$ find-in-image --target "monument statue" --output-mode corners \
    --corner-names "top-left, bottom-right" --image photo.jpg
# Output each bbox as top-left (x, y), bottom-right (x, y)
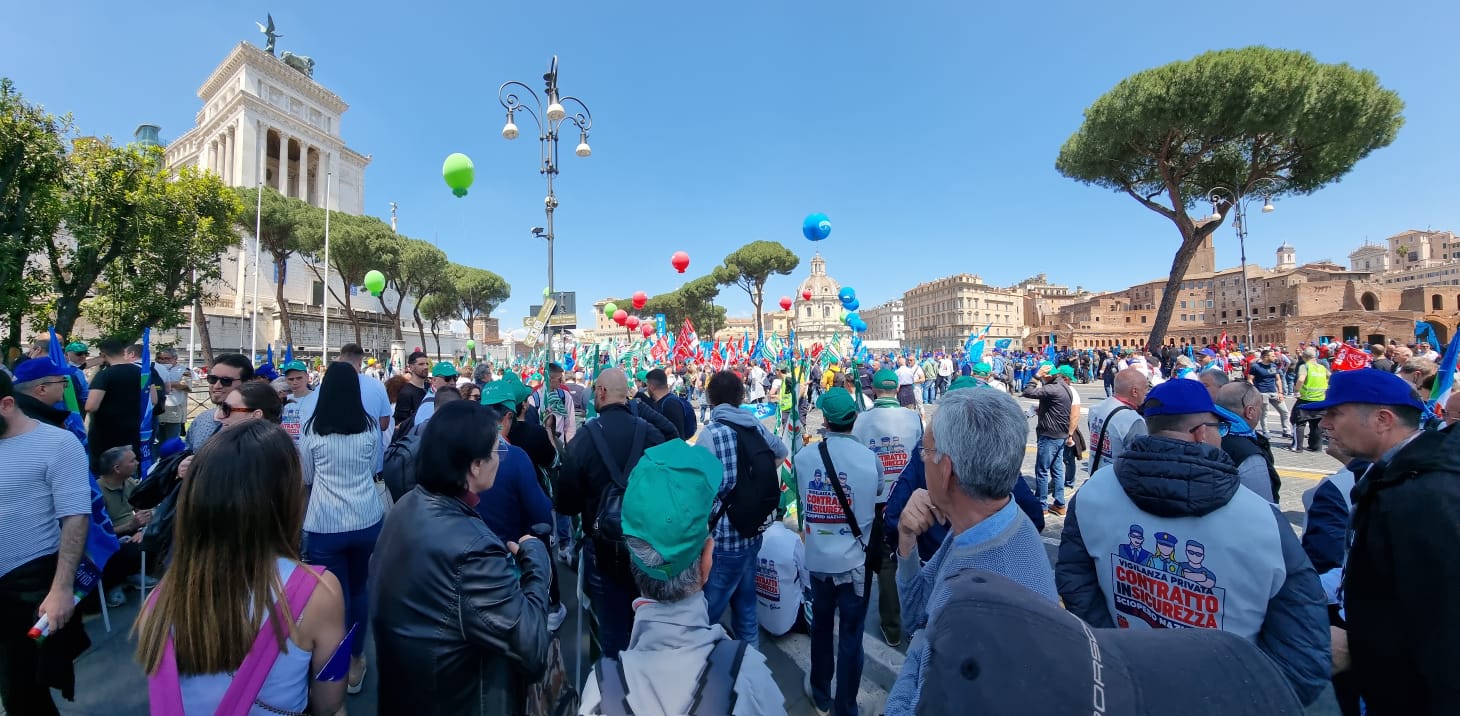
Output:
top-left (281, 51), bottom-right (315, 78)
top-left (255, 13), bottom-right (282, 55)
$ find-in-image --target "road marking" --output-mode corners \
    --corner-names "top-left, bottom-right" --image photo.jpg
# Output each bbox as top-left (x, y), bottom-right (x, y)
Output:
top-left (1022, 446), bottom-right (1331, 481)
top-left (765, 629), bottom-right (895, 716)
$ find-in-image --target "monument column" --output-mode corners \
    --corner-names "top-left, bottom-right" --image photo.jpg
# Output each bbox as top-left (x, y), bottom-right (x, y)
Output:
top-left (221, 130), bottom-right (232, 186)
top-left (278, 132), bottom-right (291, 198)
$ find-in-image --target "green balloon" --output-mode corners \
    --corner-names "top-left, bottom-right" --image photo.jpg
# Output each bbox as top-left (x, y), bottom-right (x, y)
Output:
top-left (442, 153), bottom-right (474, 198)
top-left (363, 269), bottom-right (386, 296)
top-left (465, 339), bottom-right (476, 350)
top-left (604, 302), bottom-right (619, 318)
top-left (543, 286), bottom-right (552, 297)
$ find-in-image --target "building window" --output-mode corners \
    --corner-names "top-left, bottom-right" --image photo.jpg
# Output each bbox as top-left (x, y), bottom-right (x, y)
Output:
top-left (311, 280), bottom-right (325, 307)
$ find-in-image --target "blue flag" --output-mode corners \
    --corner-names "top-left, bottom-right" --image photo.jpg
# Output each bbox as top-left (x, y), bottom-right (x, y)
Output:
top-left (994, 338), bottom-right (1012, 351)
top-left (1429, 329), bottom-right (1460, 405)
top-left (284, 343), bottom-right (293, 364)
top-left (47, 328), bottom-right (120, 587)
top-left (139, 328), bottom-right (155, 478)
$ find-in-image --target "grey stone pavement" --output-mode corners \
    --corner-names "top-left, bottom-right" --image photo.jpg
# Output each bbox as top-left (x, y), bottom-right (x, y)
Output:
top-left (15, 381), bottom-right (1342, 715)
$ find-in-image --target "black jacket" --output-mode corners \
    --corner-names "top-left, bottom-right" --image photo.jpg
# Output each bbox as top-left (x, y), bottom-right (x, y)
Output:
top-left (555, 403), bottom-right (666, 536)
top-left (1021, 379), bottom-right (1073, 440)
top-left (1221, 432), bottom-right (1282, 502)
top-left (1344, 429), bottom-right (1460, 715)
top-left (508, 418), bottom-right (557, 474)
top-left (15, 392), bottom-right (71, 429)
top-left (369, 487), bottom-right (552, 715)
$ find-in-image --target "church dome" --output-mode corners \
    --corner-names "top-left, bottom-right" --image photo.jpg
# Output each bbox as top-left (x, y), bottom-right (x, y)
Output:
top-left (798, 253), bottom-right (841, 299)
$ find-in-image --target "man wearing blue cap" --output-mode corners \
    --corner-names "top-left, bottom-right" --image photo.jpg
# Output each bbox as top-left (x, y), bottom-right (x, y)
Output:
top-left (1313, 368), bottom-right (1460, 714)
top-left (1055, 378), bottom-right (1329, 706)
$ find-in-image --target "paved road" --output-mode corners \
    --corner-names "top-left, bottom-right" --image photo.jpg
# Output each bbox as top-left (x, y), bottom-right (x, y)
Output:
top-left (15, 381), bottom-right (1342, 715)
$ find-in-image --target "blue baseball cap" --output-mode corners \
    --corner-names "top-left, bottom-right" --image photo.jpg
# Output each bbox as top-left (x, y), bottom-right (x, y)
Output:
top-left (12, 359), bottom-right (68, 384)
top-left (1140, 379), bottom-right (1217, 417)
top-left (1301, 368), bottom-right (1425, 412)
top-left (1199, 348), bottom-right (1219, 357)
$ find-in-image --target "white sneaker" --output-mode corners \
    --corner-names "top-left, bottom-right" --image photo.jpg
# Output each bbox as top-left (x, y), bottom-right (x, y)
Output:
top-left (547, 603), bottom-right (567, 632)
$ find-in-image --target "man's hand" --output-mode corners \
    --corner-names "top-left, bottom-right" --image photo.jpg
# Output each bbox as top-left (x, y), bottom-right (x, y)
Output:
top-left (134, 508), bottom-right (153, 527)
top-left (1331, 626), bottom-right (1351, 674)
top-left (1065, 435), bottom-right (1076, 448)
top-left (1036, 364), bottom-right (1052, 378)
top-left (897, 489), bottom-right (945, 558)
top-left (506, 535), bottom-right (540, 556)
top-left (39, 586), bottom-right (74, 632)
top-left (178, 456), bottom-right (193, 480)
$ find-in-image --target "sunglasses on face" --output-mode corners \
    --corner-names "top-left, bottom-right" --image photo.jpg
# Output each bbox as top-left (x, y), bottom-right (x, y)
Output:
top-left (217, 405), bottom-right (252, 417)
top-left (206, 375), bottom-right (239, 387)
top-left (1189, 422), bottom-right (1230, 438)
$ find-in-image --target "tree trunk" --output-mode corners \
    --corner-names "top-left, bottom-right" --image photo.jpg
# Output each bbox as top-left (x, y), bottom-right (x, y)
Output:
top-left (413, 304), bottom-right (429, 357)
top-left (53, 297), bottom-right (81, 343)
top-left (4, 308), bottom-right (21, 368)
top-left (271, 256), bottom-right (295, 352)
top-left (430, 323), bottom-right (442, 359)
top-left (340, 290), bottom-right (363, 345)
top-left (193, 294), bottom-right (216, 365)
top-left (1145, 228), bottom-right (1215, 350)
top-left (751, 288), bottom-right (765, 345)
top-left (462, 309), bottom-right (477, 363)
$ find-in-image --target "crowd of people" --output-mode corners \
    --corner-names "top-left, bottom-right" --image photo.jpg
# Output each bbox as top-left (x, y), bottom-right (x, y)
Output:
top-left (1, 331), bottom-right (1457, 715)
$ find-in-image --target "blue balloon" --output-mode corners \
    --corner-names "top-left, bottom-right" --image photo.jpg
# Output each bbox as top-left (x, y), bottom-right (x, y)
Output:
top-left (802, 212), bottom-right (832, 241)
top-left (845, 297), bottom-right (860, 312)
top-left (845, 311), bottom-right (861, 325)
top-left (837, 287), bottom-right (856, 306)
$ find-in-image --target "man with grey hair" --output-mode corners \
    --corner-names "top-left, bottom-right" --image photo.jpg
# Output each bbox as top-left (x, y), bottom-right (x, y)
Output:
top-left (1216, 381), bottom-right (1281, 502)
top-left (580, 440), bottom-right (785, 715)
top-left (153, 347), bottom-right (190, 444)
top-left (1198, 367), bottom-right (1230, 397)
top-left (884, 388), bottom-right (1057, 714)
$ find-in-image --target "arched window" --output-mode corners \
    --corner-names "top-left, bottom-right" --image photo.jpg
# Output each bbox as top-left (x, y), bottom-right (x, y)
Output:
top-left (822, 306), bottom-right (830, 318)
top-left (1433, 294), bottom-right (1444, 311)
top-left (1360, 292), bottom-right (1378, 311)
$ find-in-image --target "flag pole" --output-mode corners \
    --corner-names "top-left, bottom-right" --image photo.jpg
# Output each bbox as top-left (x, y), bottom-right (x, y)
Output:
top-left (187, 268), bottom-right (197, 370)
top-left (322, 171), bottom-right (332, 361)
top-left (251, 178), bottom-right (262, 361)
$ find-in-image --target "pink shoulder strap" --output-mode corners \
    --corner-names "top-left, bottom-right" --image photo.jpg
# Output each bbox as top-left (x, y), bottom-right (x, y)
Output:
top-left (147, 564), bottom-right (323, 715)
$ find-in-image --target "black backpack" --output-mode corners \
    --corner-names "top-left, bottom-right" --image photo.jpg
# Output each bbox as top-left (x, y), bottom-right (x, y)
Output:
top-left (709, 420), bottom-right (780, 539)
top-left (587, 418), bottom-right (649, 589)
top-left (381, 427), bottom-right (423, 501)
top-left (649, 393), bottom-right (698, 440)
top-left (592, 638), bottom-right (747, 715)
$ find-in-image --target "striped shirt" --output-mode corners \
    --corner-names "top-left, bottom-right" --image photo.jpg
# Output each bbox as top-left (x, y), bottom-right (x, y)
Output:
top-left (299, 428), bottom-right (384, 534)
top-left (0, 421), bottom-right (92, 577)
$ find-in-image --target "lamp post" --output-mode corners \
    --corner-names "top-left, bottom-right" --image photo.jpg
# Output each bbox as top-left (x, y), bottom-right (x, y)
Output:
top-left (1207, 179), bottom-right (1278, 349)
top-left (500, 56), bottom-right (594, 364)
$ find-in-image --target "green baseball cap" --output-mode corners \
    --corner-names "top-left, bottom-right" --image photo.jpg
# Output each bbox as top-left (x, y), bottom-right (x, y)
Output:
top-left (1053, 365), bottom-right (1075, 380)
top-left (947, 375), bottom-right (981, 392)
top-left (872, 369), bottom-right (898, 391)
top-left (497, 370), bottom-right (533, 404)
top-left (64, 341), bottom-right (88, 354)
top-left (282, 360), bottom-right (308, 374)
top-left (621, 440), bottom-right (721, 581)
top-left (431, 361), bottom-right (459, 378)
top-left (817, 388), bottom-right (858, 423)
top-left (479, 379), bottom-right (518, 410)
top-left (972, 362), bottom-right (992, 377)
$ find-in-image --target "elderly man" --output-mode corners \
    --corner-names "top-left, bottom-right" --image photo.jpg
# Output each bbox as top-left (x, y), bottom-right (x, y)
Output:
top-left (1056, 379), bottom-right (1329, 706)
top-left (580, 440), bottom-right (785, 715)
top-left (1387, 344), bottom-right (1412, 373)
top-left (884, 388), bottom-right (1057, 714)
top-left (557, 368), bottom-right (667, 658)
top-left (1215, 382), bottom-right (1281, 502)
top-left (1312, 369), bottom-right (1460, 714)
top-left (152, 347), bottom-right (190, 444)
top-left (1292, 348), bottom-right (1329, 452)
top-left (1198, 368), bottom-right (1230, 397)
top-left (188, 353), bottom-right (253, 451)
top-left (1087, 368), bottom-right (1148, 472)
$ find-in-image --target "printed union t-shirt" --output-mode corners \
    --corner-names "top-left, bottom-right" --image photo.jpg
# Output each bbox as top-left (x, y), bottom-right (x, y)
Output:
top-left (755, 522), bottom-right (806, 637)
top-left (795, 436), bottom-right (879, 575)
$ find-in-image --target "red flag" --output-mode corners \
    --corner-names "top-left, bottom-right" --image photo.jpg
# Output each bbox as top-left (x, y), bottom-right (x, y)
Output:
top-left (651, 334), bottom-right (670, 362)
top-left (1218, 331), bottom-right (1229, 351)
top-left (1331, 343), bottom-right (1371, 372)
top-left (809, 342), bottom-right (824, 362)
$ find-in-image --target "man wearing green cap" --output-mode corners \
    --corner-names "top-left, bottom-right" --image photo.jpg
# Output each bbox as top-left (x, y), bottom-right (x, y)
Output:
top-left (62, 341), bottom-right (91, 407)
top-left (1022, 362), bottom-right (1076, 515)
top-left (851, 367), bottom-right (922, 646)
top-left (580, 440), bottom-right (785, 715)
top-left (279, 360), bottom-right (313, 443)
top-left (409, 361), bottom-right (459, 427)
top-left (798, 389), bottom-right (879, 715)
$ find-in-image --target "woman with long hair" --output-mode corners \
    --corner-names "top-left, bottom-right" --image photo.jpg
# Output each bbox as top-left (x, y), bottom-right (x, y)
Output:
top-left (136, 420), bottom-right (347, 715)
top-left (300, 362), bottom-right (385, 694)
top-left (219, 381), bottom-right (284, 428)
top-left (370, 399), bottom-right (551, 714)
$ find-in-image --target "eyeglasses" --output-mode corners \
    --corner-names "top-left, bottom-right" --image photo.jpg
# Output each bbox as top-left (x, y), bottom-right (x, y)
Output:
top-left (216, 405), bottom-right (253, 417)
top-left (206, 375), bottom-right (239, 387)
top-left (1188, 421), bottom-right (1231, 438)
top-left (40, 379), bottom-right (69, 388)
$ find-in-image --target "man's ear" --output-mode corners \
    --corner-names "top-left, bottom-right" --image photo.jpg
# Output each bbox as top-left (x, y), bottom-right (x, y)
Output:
top-left (697, 536), bottom-right (714, 590)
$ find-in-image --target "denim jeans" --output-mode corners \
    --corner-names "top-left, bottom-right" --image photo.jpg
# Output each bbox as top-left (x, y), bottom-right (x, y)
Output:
top-left (1103, 377), bottom-right (1115, 397)
top-left (304, 520), bottom-right (382, 657)
top-left (1063, 438), bottom-right (1079, 487)
top-left (583, 541), bottom-right (637, 659)
top-left (810, 574), bottom-right (869, 716)
top-left (1034, 436), bottom-right (1067, 507)
top-left (921, 381), bottom-right (936, 404)
top-left (703, 539), bottom-right (761, 650)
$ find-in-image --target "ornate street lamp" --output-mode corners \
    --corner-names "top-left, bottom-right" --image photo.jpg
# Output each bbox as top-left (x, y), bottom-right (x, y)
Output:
top-left (500, 57), bottom-right (594, 362)
top-left (1207, 178), bottom-right (1279, 349)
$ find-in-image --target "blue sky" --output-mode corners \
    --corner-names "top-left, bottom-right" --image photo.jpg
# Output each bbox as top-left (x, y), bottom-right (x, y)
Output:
top-left (5, 1), bottom-right (1458, 327)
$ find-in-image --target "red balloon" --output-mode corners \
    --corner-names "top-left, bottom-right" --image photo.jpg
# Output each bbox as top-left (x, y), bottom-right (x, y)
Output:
top-left (613, 309), bottom-right (628, 326)
top-left (671, 251), bottom-right (690, 273)
top-left (632, 291), bottom-right (647, 310)
top-left (641, 323), bottom-right (655, 337)
top-left (801, 289), bottom-right (812, 301)
top-left (626, 315), bottom-right (641, 330)
top-left (778, 296), bottom-right (792, 311)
